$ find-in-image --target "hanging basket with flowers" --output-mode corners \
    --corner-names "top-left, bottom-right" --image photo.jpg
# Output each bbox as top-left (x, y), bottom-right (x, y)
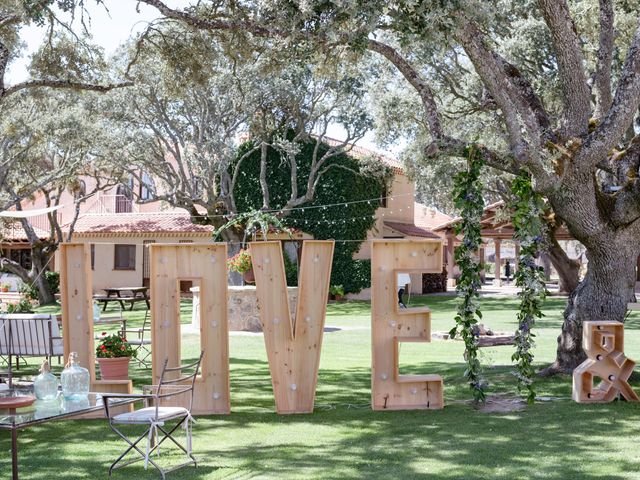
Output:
top-left (95, 333), bottom-right (137, 380)
top-left (227, 249), bottom-right (254, 283)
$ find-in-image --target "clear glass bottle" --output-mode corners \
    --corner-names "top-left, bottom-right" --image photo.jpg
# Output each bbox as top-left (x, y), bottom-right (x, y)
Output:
top-left (34, 359), bottom-right (58, 400)
top-left (61, 352), bottom-right (90, 400)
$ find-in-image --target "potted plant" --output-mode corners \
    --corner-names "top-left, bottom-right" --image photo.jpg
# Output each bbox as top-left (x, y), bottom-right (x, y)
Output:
top-left (95, 333), bottom-right (137, 380)
top-left (1, 282), bottom-right (10, 292)
top-left (227, 249), bottom-right (254, 284)
top-left (329, 285), bottom-right (345, 301)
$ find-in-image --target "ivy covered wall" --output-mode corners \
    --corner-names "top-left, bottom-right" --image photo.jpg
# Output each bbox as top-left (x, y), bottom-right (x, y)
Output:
top-left (234, 139), bottom-right (390, 293)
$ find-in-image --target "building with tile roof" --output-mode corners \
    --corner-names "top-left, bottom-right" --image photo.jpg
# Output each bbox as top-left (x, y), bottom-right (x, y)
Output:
top-left (3, 138), bottom-right (446, 295)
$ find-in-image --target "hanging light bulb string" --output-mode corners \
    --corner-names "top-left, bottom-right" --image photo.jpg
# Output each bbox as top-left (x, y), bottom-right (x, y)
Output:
top-left (177, 191), bottom-right (413, 220)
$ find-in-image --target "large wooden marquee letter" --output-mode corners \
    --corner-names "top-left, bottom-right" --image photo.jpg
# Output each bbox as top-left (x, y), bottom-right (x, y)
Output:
top-left (251, 240), bottom-right (334, 414)
top-left (573, 321), bottom-right (638, 403)
top-left (149, 243), bottom-right (229, 414)
top-left (60, 243), bottom-right (132, 417)
top-left (371, 239), bottom-right (444, 410)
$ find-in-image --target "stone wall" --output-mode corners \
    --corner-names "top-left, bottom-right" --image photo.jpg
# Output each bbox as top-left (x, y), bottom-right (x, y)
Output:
top-left (191, 286), bottom-right (298, 332)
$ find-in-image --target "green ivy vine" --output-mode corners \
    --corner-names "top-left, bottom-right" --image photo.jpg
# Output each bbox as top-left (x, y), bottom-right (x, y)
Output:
top-left (234, 137), bottom-right (390, 293)
top-left (450, 149), bottom-right (486, 403)
top-left (510, 171), bottom-right (548, 404)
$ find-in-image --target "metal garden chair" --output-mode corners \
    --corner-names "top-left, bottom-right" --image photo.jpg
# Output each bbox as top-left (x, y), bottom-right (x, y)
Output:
top-left (121, 309), bottom-right (152, 367)
top-left (102, 352), bottom-right (204, 479)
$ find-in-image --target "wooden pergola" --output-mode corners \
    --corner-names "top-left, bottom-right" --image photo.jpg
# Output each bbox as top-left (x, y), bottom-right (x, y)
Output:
top-left (432, 201), bottom-right (574, 286)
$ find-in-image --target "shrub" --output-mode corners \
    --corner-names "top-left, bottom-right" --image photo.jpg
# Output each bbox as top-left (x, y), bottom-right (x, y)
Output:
top-left (45, 271), bottom-right (60, 295)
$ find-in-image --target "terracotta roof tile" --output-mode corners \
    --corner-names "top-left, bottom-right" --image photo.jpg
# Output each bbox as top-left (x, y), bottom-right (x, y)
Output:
top-left (1, 224), bottom-right (50, 241)
top-left (384, 221), bottom-right (442, 240)
top-left (73, 212), bottom-right (213, 235)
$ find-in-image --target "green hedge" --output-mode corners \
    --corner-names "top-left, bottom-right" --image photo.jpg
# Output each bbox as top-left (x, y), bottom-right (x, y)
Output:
top-left (234, 137), bottom-right (389, 293)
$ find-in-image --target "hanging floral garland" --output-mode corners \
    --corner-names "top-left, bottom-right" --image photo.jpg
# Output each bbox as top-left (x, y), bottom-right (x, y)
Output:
top-left (509, 171), bottom-right (548, 404)
top-left (450, 148), bottom-right (486, 403)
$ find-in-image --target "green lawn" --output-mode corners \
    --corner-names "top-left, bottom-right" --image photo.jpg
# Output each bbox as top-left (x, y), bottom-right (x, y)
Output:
top-left (4, 295), bottom-right (640, 479)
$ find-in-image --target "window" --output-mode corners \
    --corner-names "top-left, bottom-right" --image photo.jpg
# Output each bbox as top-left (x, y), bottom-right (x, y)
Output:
top-left (114, 245), bottom-right (136, 270)
top-left (91, 244), bottom-right (95, 270)
top-left (140, 172), bottom-right (156, 201)
top-left (78, 180), bottom-right (87, 197)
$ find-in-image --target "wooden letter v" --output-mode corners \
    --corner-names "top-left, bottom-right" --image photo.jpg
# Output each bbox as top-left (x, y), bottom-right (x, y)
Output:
top-left (251, 240), bottom-right (334, 414)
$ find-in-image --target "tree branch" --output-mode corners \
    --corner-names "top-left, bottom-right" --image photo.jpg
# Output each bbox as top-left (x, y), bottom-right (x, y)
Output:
top-left (586, 19), bottom-right (640, 162)
top-left (135, 0), bottom-right (277, 37)
top-left (367, 38), bottom-right (444, 140)
top-left (538, 0), bottom-right (591, 137)
top-left (1, 79), bottom-right (133, 99)
top-left (594, 0), bottom-right (615, 119)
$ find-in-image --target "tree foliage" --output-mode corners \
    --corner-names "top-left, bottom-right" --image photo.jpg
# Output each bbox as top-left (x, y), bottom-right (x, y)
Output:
top-left (234, 138), bottom-right (389, 293)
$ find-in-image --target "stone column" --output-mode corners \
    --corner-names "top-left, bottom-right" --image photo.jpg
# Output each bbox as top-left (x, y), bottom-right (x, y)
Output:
top-left (514, 242), bottom-right (520, 273)
top-left (494, 239), bottom-right (502, 287)
top-left (446, 231), bottom-right (456, 288)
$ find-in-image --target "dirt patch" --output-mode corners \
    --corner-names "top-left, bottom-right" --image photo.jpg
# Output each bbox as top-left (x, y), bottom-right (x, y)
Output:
top-left (476, 394), bottom-right (527, 413)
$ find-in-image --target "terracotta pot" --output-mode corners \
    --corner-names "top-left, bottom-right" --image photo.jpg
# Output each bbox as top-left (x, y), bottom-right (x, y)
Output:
top-left (97, 357), bottom-right (131, 380)
top-left (334, 294), bottom-right (344, 301)
top-left (243, 268), bottom-right (255, 284)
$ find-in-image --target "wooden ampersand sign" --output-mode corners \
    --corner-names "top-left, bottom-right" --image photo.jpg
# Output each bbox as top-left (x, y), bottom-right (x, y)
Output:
top-left (573, 321), bottom-right (639, 403)
top-left (251, 240), bottom-right (334, 414)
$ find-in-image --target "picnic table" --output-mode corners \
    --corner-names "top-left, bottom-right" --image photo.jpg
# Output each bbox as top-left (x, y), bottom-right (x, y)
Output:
top-left (93, 286), bottom-right (150, 312)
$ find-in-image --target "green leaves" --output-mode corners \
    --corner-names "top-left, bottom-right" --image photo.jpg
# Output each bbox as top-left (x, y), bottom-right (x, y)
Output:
top-left (451, 148), bottom-right (486, 403)
top-left (509, 170), bottom-right (548, 404)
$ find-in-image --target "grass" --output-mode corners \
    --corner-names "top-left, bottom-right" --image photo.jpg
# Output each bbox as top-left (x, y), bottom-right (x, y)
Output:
top-left (3, 295), bottom-right (640, 479)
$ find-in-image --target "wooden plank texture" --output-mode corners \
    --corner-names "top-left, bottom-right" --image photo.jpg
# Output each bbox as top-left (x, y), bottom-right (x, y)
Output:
top-left (149, 243), bottom-right (229, 414)
top-left (371, 239), bottom-right (444, 410)
top-left (250, 240), bottom-right (334, 414)
top-left (572, 321), bottom-right (639, 403)
top-left (60, 243), bottom-right (95, 380)
top-left (60, 243), bottom-right (147, 408)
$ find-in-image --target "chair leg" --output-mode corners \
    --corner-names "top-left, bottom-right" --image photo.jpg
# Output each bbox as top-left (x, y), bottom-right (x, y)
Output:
top-left (108, 423), bottom-right (165, 479)
top-left (108, 418), bottom-right (196, 479)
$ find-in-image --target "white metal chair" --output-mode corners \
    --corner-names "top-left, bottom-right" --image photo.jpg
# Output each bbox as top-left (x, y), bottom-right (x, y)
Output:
top-left (121, 310), bottom-right (151, 367)
top-left (102, 352), bottom-right (204, 479)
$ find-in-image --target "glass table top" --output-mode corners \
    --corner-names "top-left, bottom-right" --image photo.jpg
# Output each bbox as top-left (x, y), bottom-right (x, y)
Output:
top-left (0, 388), bottom-right (133, 428)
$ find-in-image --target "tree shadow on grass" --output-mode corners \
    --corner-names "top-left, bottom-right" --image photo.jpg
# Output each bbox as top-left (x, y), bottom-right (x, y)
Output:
top-left (3, 361), bottom-right (640, 479)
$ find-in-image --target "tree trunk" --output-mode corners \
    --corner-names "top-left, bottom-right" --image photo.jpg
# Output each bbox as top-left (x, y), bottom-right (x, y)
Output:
top-left (30, 247), bottom-right (56, 305)
top-left (547, 237), bottom-right (581, 294)
top-left (541, 237), bottom-right (637, 375)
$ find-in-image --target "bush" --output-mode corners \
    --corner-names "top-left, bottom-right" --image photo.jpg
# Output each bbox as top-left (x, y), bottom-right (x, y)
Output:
top-left (283, 253), bottom-right (298, 287)
top-left (45, 271), bottom-right (60, 295)
top-left (19, 282), bottom-right (38, 301)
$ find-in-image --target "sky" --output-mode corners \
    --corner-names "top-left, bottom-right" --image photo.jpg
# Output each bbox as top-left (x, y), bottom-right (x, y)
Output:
top-left (6, 0), bottom-right (390, 154)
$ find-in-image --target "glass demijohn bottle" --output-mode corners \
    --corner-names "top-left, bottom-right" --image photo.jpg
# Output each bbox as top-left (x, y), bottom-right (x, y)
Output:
top-left (34, 359), bottom-right (58, 400)
top-left (61, 352), bottom-right (90, 399)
